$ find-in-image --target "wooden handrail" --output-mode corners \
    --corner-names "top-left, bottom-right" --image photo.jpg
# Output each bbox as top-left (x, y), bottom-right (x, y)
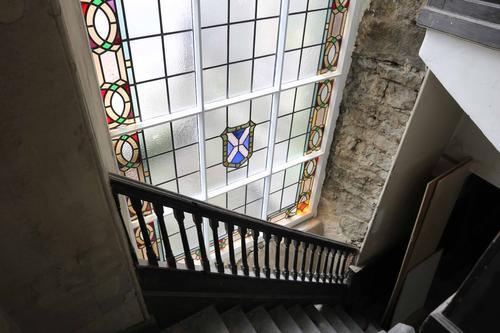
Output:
top-left (110, 173), bottom-right (358, 284)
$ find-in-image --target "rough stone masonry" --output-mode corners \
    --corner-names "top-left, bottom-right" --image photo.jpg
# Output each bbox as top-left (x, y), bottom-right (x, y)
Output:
top-left (318, 0), bottom-right (427, 246)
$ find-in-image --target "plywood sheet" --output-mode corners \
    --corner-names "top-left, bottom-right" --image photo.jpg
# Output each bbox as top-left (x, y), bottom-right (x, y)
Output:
top-left (384, 159), bottom-right (471, 325)
top-left (391, 250), bottom-right (443, 326)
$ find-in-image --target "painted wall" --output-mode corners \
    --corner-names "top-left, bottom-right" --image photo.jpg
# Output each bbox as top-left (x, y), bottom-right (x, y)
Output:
top-left (0, 1), bottom-right (146, 331)
top-left (420, 30), bottom-right (500, 152)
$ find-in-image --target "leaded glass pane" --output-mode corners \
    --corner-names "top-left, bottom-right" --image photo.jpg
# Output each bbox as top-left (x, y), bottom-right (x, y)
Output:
top-left (200, 0), bottom-right (280, 102)
top-left (205, 99), bottom-right (271, 192)
top-left (273, 80), bottom-right (333, 167)
top-left (267, 158), bottom-right (319, 223)
top-left (283, 0), bottom-right (350, 83)
top-left (81, 0), bottom-right (352, 246)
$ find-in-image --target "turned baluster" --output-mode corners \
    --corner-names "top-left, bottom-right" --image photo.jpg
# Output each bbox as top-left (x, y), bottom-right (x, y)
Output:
top-left (315, 246), bottom-right (324, 282)
top-left (240, 227), bottom-right (249, 276)
top-left (335, 250), bottom-right (344, 283)
top-left (337, 251), bottom-right (347, 283)
top-left (308, 244), bottom-right (317, 282)
top-left (252, 230), bottom-right (260, 277)
top-left (173, 209), bottom-right (194, 270)
top-left (153, 203), bottom-right (176, 268)
top-left (131, 198), bottom-right (158, 266)
top-left (292, 240), bottom-right (300, 281)
top-left (329, 249), bottom-right (337, 283)
top-left (274, 235), bottom-right (282, 279)
top-left (322, 248), bottom-right (331, 282)
top-left (263, 232), bottom-right (271, 278)
top-left (283, 238), bottom-right (291, 280)
top-left (209, 218), bottom-right (224, 273)
top-left (193, 214), bottom-right (210, 272)
top-left (225, 223), bottom-right (237, 274)
top-left (300, 243), bottom-right (309, 281)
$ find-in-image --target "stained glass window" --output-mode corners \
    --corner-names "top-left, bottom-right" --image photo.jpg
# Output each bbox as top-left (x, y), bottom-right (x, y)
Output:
top-left (81, 0), bottom-right (355, 260)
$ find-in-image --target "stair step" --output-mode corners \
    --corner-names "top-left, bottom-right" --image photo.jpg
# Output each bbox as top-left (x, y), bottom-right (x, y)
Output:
top-left (333, 306), bottom-right (365, 333)
top-left (221, 307), bottom-right (257, 333)
top-left (164, 306), bottom-right (229, 333)
top-left (317, 305), bottom-right (351, 333)
top-left (365, 323), bottom-right (384, 333)
top-left (347, 311), bottom-right (369, 331)
top-left (303, 305), bottom-right (338, 333)
top-left (387, 323), bottom-right (415, 333)
top-left (246, 306), bottom-right (281, 333)
top-left (287, 305), bottom-right (321, 333)
top-left (269, 306), bottom-right (302, 333)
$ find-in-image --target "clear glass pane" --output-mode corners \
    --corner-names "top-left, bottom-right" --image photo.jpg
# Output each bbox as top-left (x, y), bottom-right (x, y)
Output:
top-left (201, 0), bottom-right (228, 27)
top-left (144, 122), bottom-right (173, 157)
top-left (255, 18), bottom-right (279, 57)
top-left (167, 73), bottom-right (196, 112)
top-left (253, 55), bottom-right (275, 90)
top-left (282, 50), bottom-right (300, 83)
top-left (136, 79), bottom-right (169, 120)
top-left (176, 144), bottom-right (199, 176)
top-left (129, 37), bottom-right (165, 82)
top-left (257, 0), bottom-right (280, 18)
top-left (202, 26), bottom-right (228, 68)
top-left (172, 116), bottom-right (198, 148)
top-left (230, 22), bottom-right (254, 62)
top-left (299, 45), bottom-right (322, 78)
top-left (160, 0), bottom-right (192, 32)
top-left (304, 10), bottom-right (327, 46)
top-left (204, 107), bottom-right (227, 138)
top-left (164, 32), bottom-right (194, 76)
top-left (289, 0), bottom-right (308, 13)
top-left (148, 152), bottom-right (176, 185)
top-left (231, 0), bottom-right (256, 22)
top-left (178, 172), bottom-right (201, 196)
top-left (203, 66), bottom-right (227, 103)
top-left (122, 0), bottom-right (160, 38)
top-left (229, 61), bottom-right (252, 96)
top-left (286, 14), bottom-right (305, 51)
top-left (309, 0), bottom-right (329, 10)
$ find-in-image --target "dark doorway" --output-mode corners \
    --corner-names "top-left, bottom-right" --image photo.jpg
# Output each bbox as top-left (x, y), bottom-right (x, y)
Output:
top-left (426, 174), bottom-right (500, 310)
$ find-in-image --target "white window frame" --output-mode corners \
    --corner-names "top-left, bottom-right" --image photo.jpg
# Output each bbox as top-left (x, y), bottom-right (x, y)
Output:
top-left (118, 0), bottom-right (364, 250)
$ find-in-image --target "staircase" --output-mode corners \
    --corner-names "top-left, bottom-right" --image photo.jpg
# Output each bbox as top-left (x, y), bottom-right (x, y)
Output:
top-left (110, 174), bottom-right (412, 333)
top-left (165, 304), bottom-right (414, 333)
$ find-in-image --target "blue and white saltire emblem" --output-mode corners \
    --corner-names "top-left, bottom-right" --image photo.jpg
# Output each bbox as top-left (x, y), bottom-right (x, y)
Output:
top-left (221, 121), bottom-right (256, 168)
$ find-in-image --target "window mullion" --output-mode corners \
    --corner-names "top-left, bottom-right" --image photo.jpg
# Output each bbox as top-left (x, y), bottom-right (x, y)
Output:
top-left (191, 0), bottom-right (211, 249)
top-left (261, 0), bottom-right (291, 221)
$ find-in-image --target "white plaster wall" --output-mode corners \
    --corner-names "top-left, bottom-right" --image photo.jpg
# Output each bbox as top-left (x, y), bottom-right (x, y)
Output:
top-left (420, 30), bottom-right (500, 152)
top-left (0, 1), bottom-right (146, 331)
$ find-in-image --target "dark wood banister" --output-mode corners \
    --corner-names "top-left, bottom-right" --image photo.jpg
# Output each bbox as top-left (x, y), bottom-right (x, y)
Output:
top-left (110, 173), bottom-right (358, 284)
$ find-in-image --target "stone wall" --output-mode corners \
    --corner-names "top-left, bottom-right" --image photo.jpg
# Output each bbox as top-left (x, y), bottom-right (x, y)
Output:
top-left (318, 0), bottom-right (427, 246)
